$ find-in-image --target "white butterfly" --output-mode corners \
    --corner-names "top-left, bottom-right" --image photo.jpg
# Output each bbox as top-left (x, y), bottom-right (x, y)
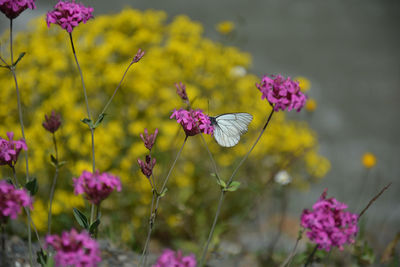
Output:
top-left (210, 113), bottom-right (253, 147)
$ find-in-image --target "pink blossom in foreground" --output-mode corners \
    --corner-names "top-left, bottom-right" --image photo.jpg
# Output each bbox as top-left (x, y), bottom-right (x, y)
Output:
top-left (73, 170), bottom-right (121, 205)
top-left (140, 128), bottom-right (158, 151)
top-left (138, 155), bottom-right (156, 178)
top-left (0, 132), bottom-right (27, 167)
top-left (300, 189), bottom-right (358, 251)
top-left (256, 74), bottom-right (307, 112)
top-left (43, 110), bottom-right (62, 133)
top-left (170, 109), bottom-right (213, 136)
top-left (46, 229), bottom-right (101, 267)
top-left (153, 249), bottom-right (197, 267)
top-left (0, 180), bottom-right (32, 222)
top-left (0, 0), bottom-right (35, 19)
top-left (46, 0), bottom-right (94, 33)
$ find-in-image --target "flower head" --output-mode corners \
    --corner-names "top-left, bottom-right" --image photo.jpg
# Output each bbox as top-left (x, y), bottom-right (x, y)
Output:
top-left (274, 170), bottom-right (291, 185)
top-left (256, 74), bottom-right (307, 112)
top-left (140, 128), bottom-right (158, 151)
top-left (0, 0), bottom-right (35, 19)
top-left (300, 189), bottom-right (358, 251)
top-left (46, 0), bottom-right (94, 33)
top-left (362, 152), bottom-right (376, 169)
top-left (0, 132), bottom-right (27, 167)
top-left (43, 110), bottom-right (62, 133)
top-left (175, 82), bottom-right (189, 103)
top-left (138, 155), bottom-right (156, 178)
top-left (216, 21), bottom-right (234, 35)
top-left (46, 228), bottom-right (101, 267)
top-left (132, 48), bottom-right (145, 63)
top-left (0, 180), bottom-right (32, 223)
top-left (153, 249), bottom-right (197, 267)
top-left (73, 170), bottom-right (121, 205)
top-left (170, 109), bottom-right (213, 136)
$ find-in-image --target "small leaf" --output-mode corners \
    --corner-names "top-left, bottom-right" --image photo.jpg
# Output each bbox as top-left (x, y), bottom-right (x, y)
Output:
top-left (93, 113), bottom-right (105, 128)
top-left (81, 118), bottom-right (94, 128)
top-left (57, 161), bottom-right (67, 167)
top-left (36, 249), bottom-right (48, 266)
top-left (159, 188), bottom-right (168, 197)
top-left (89, 218), bottom-right (101, 235)
top-left (13, 52), bottom-right (26, 66)
top-left (73, 208), bottom-right (89, 230)
top-left (216, 179), bottom-right (226, 188)
top-left (50, 154), bottom-right (58, 167)
top-left (25, 178), bottom-right (38, 196)
top-left (224, 181), bottom-right (241, 192)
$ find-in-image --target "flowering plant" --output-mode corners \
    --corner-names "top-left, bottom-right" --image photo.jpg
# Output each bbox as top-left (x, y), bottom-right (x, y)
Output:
top-left (0, 0), bottom-right (35, 19)
top-left (301, 189), bottom-right (358, 251)
top-left (0, 132), bottom-right (27, 168)
top-left (153, 249), bottom-right (197, 267)
top-left (0, 180), bottom-right (32, 223)
top-left (46, 228), bottom-right (101, 267)
top-left (170, 109), bottom-right (214, 136)
top-left (42, 110), bottom-right (62, 133)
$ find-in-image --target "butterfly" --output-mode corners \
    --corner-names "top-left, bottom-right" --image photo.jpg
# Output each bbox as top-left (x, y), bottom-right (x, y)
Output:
top-left (210, 113), bottom-right (253, 147)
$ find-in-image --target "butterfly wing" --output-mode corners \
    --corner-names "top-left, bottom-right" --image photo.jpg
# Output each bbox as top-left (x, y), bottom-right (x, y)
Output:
top-left (211, 113), bottom-right (253, 147)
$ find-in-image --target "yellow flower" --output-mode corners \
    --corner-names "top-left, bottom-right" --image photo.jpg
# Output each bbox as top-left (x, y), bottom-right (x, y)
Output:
top-left (295, 76), bottom-right (311, 92)
top-left (362, 153), bottom-right (377, 169)
top-left (306, 98), bottom-right (317, 112)
top-left (216, 21), bottom-right (234, 35)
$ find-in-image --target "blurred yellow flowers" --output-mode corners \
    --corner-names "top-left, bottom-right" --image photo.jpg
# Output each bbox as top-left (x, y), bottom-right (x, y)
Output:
top-left (306, 98), bottom-right (317, 112)
top-left (295, 76), bottom-right (311, 92)
top-left (216, 21), bottom-right (234, 35)
top-left (362, 153), bottom-right (377, 169)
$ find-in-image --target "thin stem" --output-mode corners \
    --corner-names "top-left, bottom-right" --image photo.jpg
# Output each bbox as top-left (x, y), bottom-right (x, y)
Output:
top-left (304, 245), bottom-right (318, 267)
top-left (199, 108), bottom-right (275, 266)
top-left (48, 133), bottom-right (59, 234)
top-left (199, 134), bottom-right (221, 183)
top-left (279, 229), bottom-right (303, 267)
top-left (138, 136), bottom-right (188, 267)
top-left (358, 182), bottom-right (391, 219)
top-left (93, 203), bottom-right (100, 239)
top-left (1, 224), bottom-right (5, 266)
top-left (9, 19), bottom-right (13, 64)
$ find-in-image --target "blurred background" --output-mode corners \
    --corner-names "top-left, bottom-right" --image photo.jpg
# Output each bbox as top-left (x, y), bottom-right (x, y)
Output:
top-left (1, 0), bottom-right (399, 265)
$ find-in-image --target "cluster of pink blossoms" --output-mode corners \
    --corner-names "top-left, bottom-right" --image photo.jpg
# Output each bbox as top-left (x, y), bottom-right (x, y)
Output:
top-left (0, 132), bottom-right (27, 168)
top-left (153, 249), bottom-right (197, 267)
top-left (73, 170), bottom-right (121, 205)
top-left (0, 180), bottom-right (32, 223)
top-left (42, 110), bottom-right (62, 133)
top-left (256, 74), bottom-right (307, 112)
top-left (46, 0), bottom-right (94, 33)
top-left (170, 109), bottom-right (213, 136)
top-left (46, 228), bottom-right (101, 267)
top-left (300, 189), bottom-right (358, 251)
top-left (0, 0), bottom-right (35, 19)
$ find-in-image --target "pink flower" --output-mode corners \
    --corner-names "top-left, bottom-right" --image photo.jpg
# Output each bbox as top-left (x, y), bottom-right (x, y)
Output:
top-left (0, 132), bottom-right (27, 167)
top-left (140, 128), bottom-right (158, 151)
top-left (300, 189), bottom-right (358, 251)
top-left (153, 249), bottom-right (197, 267)
top-left (46, 0), bottom-right (94, 33)
top-left (256, 74), bottom-right (307, 112)
top-left (43, 110), bottom-right (62, 133)
top-left (132, 48), bottom-right (145, 63)
top-left (0, 0), bottom-right (35, 19)
top-left (73, 170), bottom-right (121, 205)
top-left (170, 109), bottom-right (213, 136)
top-left (137, 155), bottom-right (156, 178)
top-left (175, 82), bottom-right (189, 103)
top-left (0, 180), bottom-right (32, 223)
top-left (46, 228), bottom-right (101, 267)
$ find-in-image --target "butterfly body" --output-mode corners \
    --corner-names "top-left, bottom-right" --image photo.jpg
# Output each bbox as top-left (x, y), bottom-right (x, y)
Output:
top-left (210, 113), bottom-right (253, 147)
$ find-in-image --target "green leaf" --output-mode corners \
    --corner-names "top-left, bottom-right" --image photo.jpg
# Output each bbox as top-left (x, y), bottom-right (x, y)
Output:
top-left (36, 249), bottom-right (48, 266)
top-left (224, 181), bottom-right (241, 192)
top-left (13, 52), bottom-right (26, 67)
top-left (89, 218), bottom-right (101, 235)
top-left (159, 188), bottom-right (168, 197)
top-left (93, 113), bottom-right (105, 128)
top-left (73, 208), bottom-right (89, 230)
top-left (46, 256), bottom-right (55, 267)
top-left (25, 178), bottom-right (38, 196)
top-left (216, 179), bottom-right (226, 188)
top-left (57, 161), bottom-right (67, 167)
top-left (50, 154), bottom-right (58, 167)
top-left (81, 118), bottom-right (94, 129)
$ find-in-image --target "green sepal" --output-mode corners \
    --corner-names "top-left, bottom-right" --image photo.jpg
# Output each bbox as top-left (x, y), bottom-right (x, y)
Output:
top-left (25, 178), bottom-right (38, 196)
top-left (224, 181), bottom-right (241, 192)
top-left (73, 208), bottom-right (89, 230)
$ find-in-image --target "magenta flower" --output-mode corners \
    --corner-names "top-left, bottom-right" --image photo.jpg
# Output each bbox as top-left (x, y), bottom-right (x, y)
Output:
top-left (170, 109), bottom-right (213, 136)
top-left (0, 0), bottom-right (35, 19)
top-left (132, 48), bottom-right (145, 63)
top-left (73, 170), bottom-right (121, 205)
top-left (300, 189), bottom-right (358, 251)
top-left (138, 155), bottom-right (156, 178)
top-left (46, 228), bottom-right (101, 267)
top-left (0, 180), bottom-right (32, 223)
top-left (0, 132), bottom-right (27, 168)
top-left (175, 82), bottom-right (189, 103)
top-left (256, 74), bottom-right (307, 112)
top-left (46, 0), bottom-right (94, 33)
top-left (153, 249), bottom-right (197, 267)
top-left (43, 110), bottom-right (62, 133)
top-left (140, 128), bottom-right (158, 151)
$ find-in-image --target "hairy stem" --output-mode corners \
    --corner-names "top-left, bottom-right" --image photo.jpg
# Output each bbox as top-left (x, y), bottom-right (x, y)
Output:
top-left (47, 133), bottom-right (59, 234)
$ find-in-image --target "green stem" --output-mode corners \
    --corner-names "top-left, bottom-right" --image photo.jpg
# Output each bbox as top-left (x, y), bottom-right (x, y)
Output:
top-left (304, 245), bottom-right (318, 267)
top-left (47, 133), bottom-right (59, 234)
top-left (199, 108), bottom-right (275, 266)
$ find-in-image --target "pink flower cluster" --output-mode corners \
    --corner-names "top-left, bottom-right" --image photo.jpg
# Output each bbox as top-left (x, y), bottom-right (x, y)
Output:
top-left (138, 155), bottom-right (156, 179)
top-left (170, 109), bottom-right (213, 136)
top-left (256, 74), bottom-right (307, 112)
top-left (46, 0), bottom-right (94, 33)
top-left (0, 180), bottom-right (32, 222)
top-left (300, 189), bottom-right (358, 251)
top-left (73, 170), bottom-right (121, 205)
top-left (140, 128), bottom-right (158, 151)
top-left (153, 249), bottom-right (197, 267)
top-left (0, 132), bottom-right (27, 167)
top-left (0, 0), bottom-right (35, 19)
top-left (46, 229), bottom-right (101, 267)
